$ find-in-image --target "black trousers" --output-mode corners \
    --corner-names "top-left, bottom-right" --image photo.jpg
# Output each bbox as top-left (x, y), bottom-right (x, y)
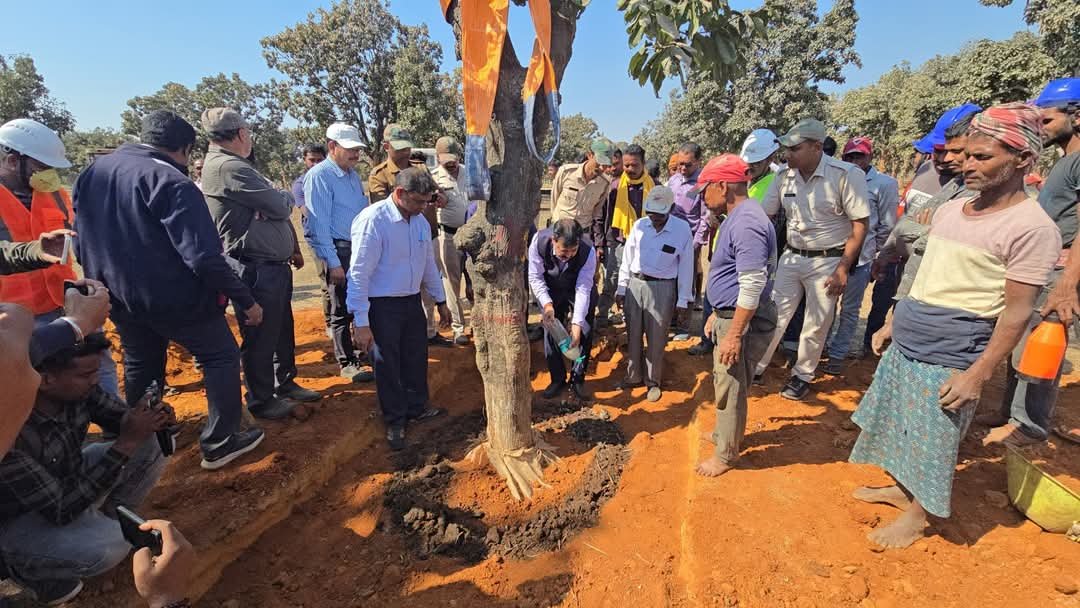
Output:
top-left (545, 296), bottom-right (596, 385)
top-left (370, 294), bottom-right (429, 428)
top-left (234, 260), bottom-right (297, 406)
top-left (864, 260), bottom-right (900, 347)
top-left (113, 314), bottom-right (242, 452)
top-left (318, 240), bottom-right (357, 367)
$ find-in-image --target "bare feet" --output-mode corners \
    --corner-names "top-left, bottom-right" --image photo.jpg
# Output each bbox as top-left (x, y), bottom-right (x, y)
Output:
top-left (853, 486), bottom-right (911, 510)
top-left (1053, 425), bottom-right (1080, 446)
top-left (696, 455), bottom-right (733, 477)
top-left (982, 423), bottom-right (1041, 448)
top-left (867, 503), bottom-right (927, 549)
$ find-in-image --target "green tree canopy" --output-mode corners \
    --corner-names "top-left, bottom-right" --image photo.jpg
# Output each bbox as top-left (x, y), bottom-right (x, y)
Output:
top-left (60, 128), bottom-right (133, 182)
top-left (0, 55), bottom-right (74, 134)
top-left (543, 113), bottom-right (602, 165)
top-left (831, 31), bottom-right (1058, 177)
top-left (980, 0), bottom-right (1080, 75)
top-left (636, 0), bottom-right (861, 160)
top-left (261, 0), bottom-right (462, 156)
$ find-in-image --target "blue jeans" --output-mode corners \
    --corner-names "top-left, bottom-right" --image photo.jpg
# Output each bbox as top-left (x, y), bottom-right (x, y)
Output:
top-left (827, 263), bottom-right (871, 361)
top-left (0, 439), bottom-right (164, 583)
top-left (34, 310), bottom-right (119, 398)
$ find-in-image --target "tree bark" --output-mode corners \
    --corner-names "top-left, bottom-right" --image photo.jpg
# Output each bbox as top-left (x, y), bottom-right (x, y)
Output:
top-left (452, 0), bottom-right (578, 499)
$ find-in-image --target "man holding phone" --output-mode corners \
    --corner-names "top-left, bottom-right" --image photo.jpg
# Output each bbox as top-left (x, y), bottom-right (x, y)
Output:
top-left (0, 333), bottom-right (173, 605)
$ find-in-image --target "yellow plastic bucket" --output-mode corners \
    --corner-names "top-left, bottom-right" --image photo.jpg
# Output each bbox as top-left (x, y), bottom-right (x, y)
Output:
top-left (1005, 446), bottom-right (1080, 533)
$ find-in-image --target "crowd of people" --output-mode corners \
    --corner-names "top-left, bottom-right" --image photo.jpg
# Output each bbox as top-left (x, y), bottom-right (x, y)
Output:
top-left (0, 74), bottom-right (1076, 604)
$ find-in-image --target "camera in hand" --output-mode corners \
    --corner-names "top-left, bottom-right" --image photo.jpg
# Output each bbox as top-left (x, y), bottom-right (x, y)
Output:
top-left (116, 505), bottom-right (163, 556)
top-left (62, 280), bottom-right (90, 296)
top-left (145, 381), bottom-right (176, 457)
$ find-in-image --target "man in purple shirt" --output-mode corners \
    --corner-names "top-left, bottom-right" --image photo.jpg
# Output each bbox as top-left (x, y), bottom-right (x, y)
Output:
top-left (528, 218), bottom-right (598, 401)
top-left (667, 142), bottom-right (705, 338)
top-left (692, 155), bottom-right (777, 478)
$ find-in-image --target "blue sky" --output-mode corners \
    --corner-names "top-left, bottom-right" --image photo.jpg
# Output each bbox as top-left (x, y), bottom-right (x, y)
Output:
top-left (1, 0), bottom-right (1031, 142)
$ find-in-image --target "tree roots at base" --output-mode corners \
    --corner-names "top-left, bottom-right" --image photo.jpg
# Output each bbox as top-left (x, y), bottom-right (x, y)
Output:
top-left (466, 434), bottom-right (559, 500)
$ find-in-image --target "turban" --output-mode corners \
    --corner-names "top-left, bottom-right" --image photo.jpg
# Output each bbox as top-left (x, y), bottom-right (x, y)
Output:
top-left (968, 102), bottom-right (1044, 158)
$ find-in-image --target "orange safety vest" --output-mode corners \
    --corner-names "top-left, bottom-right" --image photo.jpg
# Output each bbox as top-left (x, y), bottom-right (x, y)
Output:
top-left (0, 186), bottom-right (76, 315)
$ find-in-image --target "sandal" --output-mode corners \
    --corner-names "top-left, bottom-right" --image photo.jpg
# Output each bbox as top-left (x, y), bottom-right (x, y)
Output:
top-left (1052, 425), bottom-right (1080, 446)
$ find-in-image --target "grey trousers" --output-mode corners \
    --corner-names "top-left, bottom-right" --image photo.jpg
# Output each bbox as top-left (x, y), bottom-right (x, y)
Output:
top-left (998, 268), bottom-right (1074, 439)
top-left (709, 301), bottom-right (777, 464)
top-left (437, 231), bottom-right (467, 334)
top-left (625, 276), bottom-right (677, 387)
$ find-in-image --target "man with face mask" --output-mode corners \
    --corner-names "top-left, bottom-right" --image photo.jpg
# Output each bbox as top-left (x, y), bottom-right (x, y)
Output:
top-left (0, 118), bottom-right (122, 399)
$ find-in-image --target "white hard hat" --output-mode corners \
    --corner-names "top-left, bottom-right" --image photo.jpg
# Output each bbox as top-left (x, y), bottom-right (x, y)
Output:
top-left (0, 119), bottom-right (71, 169)
top-left (325, 122), bottom-right (367, 150)
top-left (739, 129), bottom-right (780, 164)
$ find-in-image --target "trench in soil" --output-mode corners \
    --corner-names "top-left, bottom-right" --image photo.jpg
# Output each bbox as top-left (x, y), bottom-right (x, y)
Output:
top-left (70, 309), bottom-right (1080, 607)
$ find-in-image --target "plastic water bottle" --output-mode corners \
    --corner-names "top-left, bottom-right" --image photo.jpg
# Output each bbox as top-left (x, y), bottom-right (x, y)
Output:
top-left (1016, 312), bottom-right (1068, 383)
top-left (541, 315), bottom-right (583, 363)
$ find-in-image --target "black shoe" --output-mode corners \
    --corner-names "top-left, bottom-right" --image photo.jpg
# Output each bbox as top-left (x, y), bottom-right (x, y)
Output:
top-left (248, 397), bottom-right (295, 421)
top-left (823, 358), bottom-right (845, 376)
top-left (387, 425), bottom-right (406, 451)
top-left (276, 381), bottom-right (321, 403)
top-left (752, 373), bottom-right (765, 386)
top-left (409, 407), bottom-right (445, 422)
top-left (780, 377), bottom-right (811, 401)
top-left (542, 380), bottom-right (567, 399)
top-left (428, 334), bottom-right (454, 347)
top-left (688, 341), bottom-right (714, 356)
top-left (20, 578), bottom-right (83, 606)
top-left (527, 325), bottom-right (544, 342)
top-left (571, 382), bottom-right (593, 401)
top-left (201, 428), bottom-right (266, 470)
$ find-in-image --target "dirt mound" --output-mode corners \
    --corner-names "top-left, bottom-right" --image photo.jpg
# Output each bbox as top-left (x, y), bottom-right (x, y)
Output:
top-left (384, 404), bottom-right (629, 564)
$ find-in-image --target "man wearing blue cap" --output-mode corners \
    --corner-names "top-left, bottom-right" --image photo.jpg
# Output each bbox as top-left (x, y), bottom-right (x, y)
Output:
top-left (985, 78), bottom-right (1080, 447)
top-left (863, 104), bottom-right (982, 351)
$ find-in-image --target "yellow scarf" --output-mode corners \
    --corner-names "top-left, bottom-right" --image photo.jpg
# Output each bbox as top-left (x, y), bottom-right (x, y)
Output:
top-left (611, 172), bottom-right (654, 236)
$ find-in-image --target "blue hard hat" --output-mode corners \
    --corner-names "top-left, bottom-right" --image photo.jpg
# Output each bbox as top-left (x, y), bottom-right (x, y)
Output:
top-left (912, 102), bottom-right (983, 152)
top-left (1034, 78), bottom-right (1080, 109)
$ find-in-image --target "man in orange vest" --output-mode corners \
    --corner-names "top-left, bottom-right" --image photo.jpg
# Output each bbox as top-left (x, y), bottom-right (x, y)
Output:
top-left (0, 118), bottom-right (119, 396)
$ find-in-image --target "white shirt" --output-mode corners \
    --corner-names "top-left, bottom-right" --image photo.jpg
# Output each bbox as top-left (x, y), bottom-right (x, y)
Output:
top-left (432, 164), bottom-right (468, 228)
top-left (346, 197), bottom-right (446, 327)
top-left (763, 154), bottom-right (870, 250)
top-left (527, 231), bottom-right (597, 328)
top-left (616, 216), bottom-right (695, 308)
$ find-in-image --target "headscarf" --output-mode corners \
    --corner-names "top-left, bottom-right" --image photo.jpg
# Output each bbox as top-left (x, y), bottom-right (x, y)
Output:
top-left (968, 102), bottom-right (1044, 158)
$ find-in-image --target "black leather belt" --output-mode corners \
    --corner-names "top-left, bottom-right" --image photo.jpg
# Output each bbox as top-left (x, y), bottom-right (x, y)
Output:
top-left (714, 307), bottom-right (736, 319)
top-left (786, 245), bottom-right (844, 258)
top-left (632, 272), bottom-right (673, 281)
top-left (440, 224), bottom-right (460, 235)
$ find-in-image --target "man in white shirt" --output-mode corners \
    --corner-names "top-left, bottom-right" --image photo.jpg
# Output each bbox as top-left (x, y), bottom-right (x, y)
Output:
top-left (431, 136), bottom-right (470, 345)
top-left (756, 119), bottom-right (870, 401)
top-left (347, 167), bottom-right (452, 450)
top-left (616, 186), bottom-right (695, 402)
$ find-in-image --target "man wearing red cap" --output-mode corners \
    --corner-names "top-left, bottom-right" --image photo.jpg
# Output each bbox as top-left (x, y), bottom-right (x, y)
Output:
top-left (692, 155), bottom-right (777, 477)
top-left (824, 137), bottom-right (899, 374)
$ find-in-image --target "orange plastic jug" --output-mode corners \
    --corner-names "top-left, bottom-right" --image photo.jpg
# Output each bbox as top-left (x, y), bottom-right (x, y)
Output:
top-left (1016, 313), bottom-right (1068, 383)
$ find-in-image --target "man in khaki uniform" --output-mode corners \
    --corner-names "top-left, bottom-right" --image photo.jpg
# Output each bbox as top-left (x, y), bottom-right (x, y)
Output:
top-left (550, 138), bottom-right (615, 243)
top-left (755, 118), bottom-right (870, 401)
top-left (367, 124), bottom-right (452, 347)
top-left (431, 136), bottom-right (470, 345)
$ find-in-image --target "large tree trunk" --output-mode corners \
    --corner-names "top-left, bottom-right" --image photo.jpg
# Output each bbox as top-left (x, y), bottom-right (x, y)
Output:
top-left (452, 0), bottom-right (578, 499)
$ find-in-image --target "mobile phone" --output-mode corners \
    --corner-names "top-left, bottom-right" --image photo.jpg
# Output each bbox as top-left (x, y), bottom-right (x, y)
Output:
top-left (145, 381), bottom-right (175, 457)
top-left (116, 505), bottom-right (163, 556)
top-left (59, 233), bottom-right (72, 265)
top-left (62, 280), bottom-right (90, 296)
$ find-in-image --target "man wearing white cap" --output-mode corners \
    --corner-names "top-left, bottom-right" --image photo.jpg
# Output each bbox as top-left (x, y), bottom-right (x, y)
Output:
top-left (616, 186), bottom-right (695, 402)
top-left (304, 122), bottom-right (373, 383)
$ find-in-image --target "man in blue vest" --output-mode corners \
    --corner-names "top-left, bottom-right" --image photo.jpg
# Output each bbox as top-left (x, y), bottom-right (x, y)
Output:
top-left (527, 218), bottom-right (598, 401)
